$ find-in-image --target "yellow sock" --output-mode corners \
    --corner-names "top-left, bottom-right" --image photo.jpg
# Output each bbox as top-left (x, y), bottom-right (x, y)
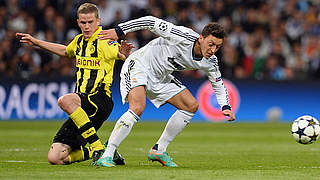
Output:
top-left (69, 107), bottom-right (104, 151)
top-left (68, 146), bottom-right (94, 163)
top-left (69, 107), bottom-right (91, 128)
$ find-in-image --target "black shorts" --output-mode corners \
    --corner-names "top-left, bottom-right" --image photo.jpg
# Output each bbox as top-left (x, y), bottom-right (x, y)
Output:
top-left (53, 91), bottom-right (114, 150)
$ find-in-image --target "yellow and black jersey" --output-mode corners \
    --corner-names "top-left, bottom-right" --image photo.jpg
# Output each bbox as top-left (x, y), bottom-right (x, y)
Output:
top-left (66, 26), bottom-right (120, 96)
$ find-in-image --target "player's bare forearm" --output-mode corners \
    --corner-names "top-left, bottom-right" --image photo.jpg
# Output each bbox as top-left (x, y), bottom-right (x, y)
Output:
top-left (222, 109), bottom-right (236, 121)
top-left (37, 40), bottom-right (68, 57)
top-left (16, 32), bottom-right (68, 57)
top-left (98, 29), bottom-right (118, 40)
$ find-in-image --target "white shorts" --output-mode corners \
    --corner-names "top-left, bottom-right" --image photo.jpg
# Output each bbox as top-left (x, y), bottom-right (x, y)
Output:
top-left (120, 59), bottom-right (186, 108)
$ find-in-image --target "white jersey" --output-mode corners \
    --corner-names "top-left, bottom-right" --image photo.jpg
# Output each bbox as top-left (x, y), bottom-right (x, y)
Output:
top-left (118, 16), bottom-right (230, 109)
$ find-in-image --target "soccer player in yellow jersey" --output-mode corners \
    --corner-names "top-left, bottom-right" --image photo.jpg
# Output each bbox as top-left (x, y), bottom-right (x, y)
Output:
top-left (16, 3), bottom-right (134, 165)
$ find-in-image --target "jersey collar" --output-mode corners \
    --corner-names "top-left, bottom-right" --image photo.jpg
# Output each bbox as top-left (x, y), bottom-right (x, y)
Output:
top-left (85, 26), bottom-right (102, 41)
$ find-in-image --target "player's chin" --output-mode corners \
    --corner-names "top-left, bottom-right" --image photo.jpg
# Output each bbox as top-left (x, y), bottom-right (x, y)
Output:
top-left (84, 32), bottom-right (92, 37)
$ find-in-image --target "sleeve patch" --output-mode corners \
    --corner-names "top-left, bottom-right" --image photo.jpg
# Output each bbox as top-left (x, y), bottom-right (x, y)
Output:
top-left (159, 22), bottom-right (168, 31)
top-left (107, 40), bottom-right (117, 46)
top-left (216, 77), bottom-right (222, 82)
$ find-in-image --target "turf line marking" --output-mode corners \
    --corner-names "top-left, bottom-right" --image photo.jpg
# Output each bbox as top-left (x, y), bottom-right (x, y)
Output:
top-left (300, 166), bottom-right (320, 169)
top-left (1, 160), bottom-right (48, 164)
top-left (0, 148), bottom-right (40, 152)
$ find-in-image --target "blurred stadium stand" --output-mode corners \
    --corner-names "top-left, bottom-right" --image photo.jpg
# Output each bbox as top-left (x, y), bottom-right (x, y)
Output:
top-left (1, 0), bottom-right (320, 121)
top-left (0, 0), bottom-right (320, 81)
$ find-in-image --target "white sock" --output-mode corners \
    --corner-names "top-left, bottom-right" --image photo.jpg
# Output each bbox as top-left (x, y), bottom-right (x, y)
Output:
top-left (155, 109), bottom-right (194, 153)
top-left (101, 109), bottom-right (139, 158)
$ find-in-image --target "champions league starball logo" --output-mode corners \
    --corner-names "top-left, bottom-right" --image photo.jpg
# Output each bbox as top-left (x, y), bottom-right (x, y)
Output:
top-left (197, 79), bottom-right (240, 121)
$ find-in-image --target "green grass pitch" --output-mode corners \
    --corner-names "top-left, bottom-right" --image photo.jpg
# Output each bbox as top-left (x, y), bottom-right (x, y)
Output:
top-left (1, 121), bottom-right (320, 180)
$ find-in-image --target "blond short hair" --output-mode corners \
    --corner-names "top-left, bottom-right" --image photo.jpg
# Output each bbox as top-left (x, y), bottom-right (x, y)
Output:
top-left (77, 3), bottom-right (99, 18)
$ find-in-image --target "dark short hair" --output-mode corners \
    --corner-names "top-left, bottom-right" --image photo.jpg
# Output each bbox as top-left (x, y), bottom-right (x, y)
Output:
top-left (201, 23), bottom-right (226, 39)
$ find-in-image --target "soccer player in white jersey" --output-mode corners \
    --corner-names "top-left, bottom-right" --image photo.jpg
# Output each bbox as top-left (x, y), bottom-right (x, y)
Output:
top-left (96, 16), bottom-right (236, 167)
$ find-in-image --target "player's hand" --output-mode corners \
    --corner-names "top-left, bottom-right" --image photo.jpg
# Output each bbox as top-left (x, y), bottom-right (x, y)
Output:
top-left (16, 33), bottom-right (37, 46)
top-left (222, 109), bottom-right (236, 121)
top-left (118, 40), bottom-right (135, 61)
top-left (98, 29), bottom-right (118, 40)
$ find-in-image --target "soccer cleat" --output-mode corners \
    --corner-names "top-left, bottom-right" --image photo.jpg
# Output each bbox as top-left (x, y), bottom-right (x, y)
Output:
top-left (147, 149), bottom-right (178, 167)
top-left (91, 149), bottom-right (104, 166)
top-left (96, 156), bottom-right (115, 167)
top-left (113, 149), bottom-right (125, 165)
top-left (103, 141), bottom-right (125, 165)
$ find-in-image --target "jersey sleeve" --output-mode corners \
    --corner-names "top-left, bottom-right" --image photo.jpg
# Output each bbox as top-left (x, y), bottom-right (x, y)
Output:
top-left (117, 16), bottom-right (199, 44)
top-left (206, 67), bottom-right (231, 110)
top-left (102, 40), bottom-right (120, 60)
top-left (65, 35), bottom-right (80, 58)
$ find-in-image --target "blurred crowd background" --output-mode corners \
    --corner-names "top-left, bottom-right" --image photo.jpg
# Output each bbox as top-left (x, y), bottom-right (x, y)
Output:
top-left (0, 0), bottom-right (320, 81)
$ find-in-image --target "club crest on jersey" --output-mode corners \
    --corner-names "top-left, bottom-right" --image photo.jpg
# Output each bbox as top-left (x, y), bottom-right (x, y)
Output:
top-left (216, 77), bottom-right (222, 82)
top-left (89, 45), bottom-right (95, 53)
top-left (107, 40), bottom-right (117, 46)
top-left (132, 78), bottom-right (137, 83)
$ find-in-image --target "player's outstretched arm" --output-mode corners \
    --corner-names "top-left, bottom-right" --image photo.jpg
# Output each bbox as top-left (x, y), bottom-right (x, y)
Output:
top-left (98, 16), bottom-right (196, 44)
top-left (222, 109), bottom-right (236, 121)
top-left (118, 40), bottom-right (135, 61)
top-left (98, 29), bottom-right (118, 40)
top-left (16, 32), bottom-right (68, 57)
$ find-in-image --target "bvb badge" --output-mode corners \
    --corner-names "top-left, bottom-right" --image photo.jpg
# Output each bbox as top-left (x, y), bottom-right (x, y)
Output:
top-left (89, 44), bottom-right (96, 54)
